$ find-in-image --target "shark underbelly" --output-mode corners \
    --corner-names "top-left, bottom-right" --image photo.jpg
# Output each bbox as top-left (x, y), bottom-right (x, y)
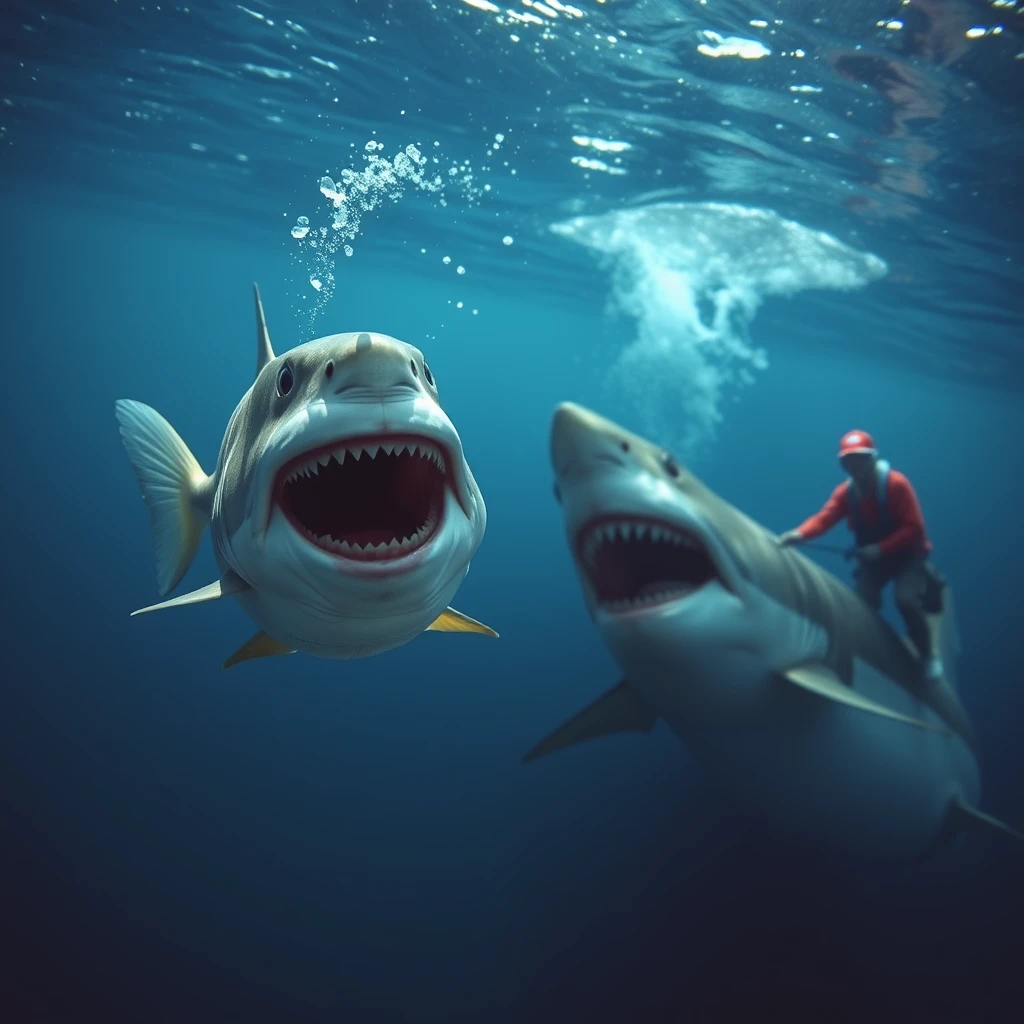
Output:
top-left (214, 533), bottom-right (465, 659)
top-left (234, 583), bottom-right (461, 659)
top-left (640, 656), bottom-right (981, 860)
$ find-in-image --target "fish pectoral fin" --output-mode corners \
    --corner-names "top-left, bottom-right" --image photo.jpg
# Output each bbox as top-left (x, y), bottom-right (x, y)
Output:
top-left (222, 631), bottom-right (296, 670)
top-left (130, 571), bottom-right (250, 617)
top-left (946, 796), bottom-right (1024, 850)
top-left (521, 680), bottom-right (658, 764)
top-left (426, 606), bottom-right (499, 637)
top-left (778, 664), bottom-right (950, 736)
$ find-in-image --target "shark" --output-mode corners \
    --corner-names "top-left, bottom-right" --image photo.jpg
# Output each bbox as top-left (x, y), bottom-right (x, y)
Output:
top-left (523, 402), bottom-right (1022, 859)
top-left (115, 284), bottom-right (496, 668)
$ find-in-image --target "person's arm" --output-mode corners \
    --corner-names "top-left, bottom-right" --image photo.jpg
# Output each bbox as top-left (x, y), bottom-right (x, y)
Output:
top-left (878, 473), bottom-right (926, 556)
top-left (792, 483), bottom-right (849, 541)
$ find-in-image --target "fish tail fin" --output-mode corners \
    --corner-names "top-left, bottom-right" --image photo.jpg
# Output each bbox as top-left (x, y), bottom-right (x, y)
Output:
top-left (115, 399), bottom-right (212, 596)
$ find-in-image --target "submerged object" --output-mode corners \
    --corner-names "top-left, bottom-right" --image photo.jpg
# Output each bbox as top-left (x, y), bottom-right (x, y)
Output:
top-left (115, 285), bottom-right (495, 667)
top-left (525, 401), bottom-right (1021, 860)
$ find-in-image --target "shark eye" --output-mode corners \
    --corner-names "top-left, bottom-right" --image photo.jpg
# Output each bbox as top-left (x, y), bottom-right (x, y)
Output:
top-left (325, 361), bottom-right (334, 380)
top-left (276, 363), bottom-right (294, 397)
top-left (663, 453), bottom-right (680, 478)
top-left (423, 363), bottom-right (434, 387)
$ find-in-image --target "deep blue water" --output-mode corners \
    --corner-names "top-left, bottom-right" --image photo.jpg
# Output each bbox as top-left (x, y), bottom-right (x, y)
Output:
top-left (3, 2), bottom-right (1023, 1022)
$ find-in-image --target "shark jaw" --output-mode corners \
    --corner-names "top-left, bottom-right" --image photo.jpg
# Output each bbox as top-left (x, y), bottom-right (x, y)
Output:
top-left (273, 433), bottom-right (451, 569)
top-left (575, 512), bottom-right (729, 616)
top-left (251, 392), bottom-right (480, 584)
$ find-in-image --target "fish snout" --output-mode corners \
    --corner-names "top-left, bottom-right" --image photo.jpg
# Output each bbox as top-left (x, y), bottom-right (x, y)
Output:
top-left (332, 333), bottom-right (423, 397)
top-left (551, 402), bottom-right (629, 480)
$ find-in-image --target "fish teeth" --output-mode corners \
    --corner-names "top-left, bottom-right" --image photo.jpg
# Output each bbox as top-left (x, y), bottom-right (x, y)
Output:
top-left (582, 520), bottom-right (704, 550)
top-left (288, 438), bottom-right (448, 475)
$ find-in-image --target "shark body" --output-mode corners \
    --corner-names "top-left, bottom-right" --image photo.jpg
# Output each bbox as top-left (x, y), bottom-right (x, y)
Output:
top-left (116, 285), bottom-right (496, 668)
top-left (525, 402), bottom-right (1020, 860)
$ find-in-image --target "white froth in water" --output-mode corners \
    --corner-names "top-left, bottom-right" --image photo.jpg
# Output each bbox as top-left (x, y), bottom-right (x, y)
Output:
top-left (291, 140), bottom-right (484, 332)
top-left (550, 202), bottom-right (888, 457)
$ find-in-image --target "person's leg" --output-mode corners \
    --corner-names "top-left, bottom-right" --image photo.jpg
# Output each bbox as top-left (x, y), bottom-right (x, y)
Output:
top-left (895, 558), bottom-right (938, 676)
top-left (853, 560), bottom-right (886, 610)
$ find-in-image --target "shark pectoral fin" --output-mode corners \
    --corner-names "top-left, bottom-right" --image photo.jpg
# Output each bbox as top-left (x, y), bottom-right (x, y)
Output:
top-left (222, 631), bottom-right (296, 670)
top-left (521, 681), bottom-right (658, 764)
top-left (779, 665), bottom-right (950, 735)
top-left (426, 607), bottom-right (499, 637)
top-left (114, 398), bottom-right (213, 597)
top-left (130, 572), bottom-right (250, 617)
top-left (947, 796), bottom-right (1024, 850)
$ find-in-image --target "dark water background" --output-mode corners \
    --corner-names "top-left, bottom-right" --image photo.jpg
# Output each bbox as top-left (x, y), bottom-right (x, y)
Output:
top-left (2, 1), bottom-right (1023, 1021)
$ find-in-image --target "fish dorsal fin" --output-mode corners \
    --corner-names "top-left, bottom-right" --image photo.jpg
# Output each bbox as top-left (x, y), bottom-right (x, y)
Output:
top-left (521, 680), bottom-right (658, 764)
top-left (222, 631), bottom-right (295, 670)
top-left (253, 282), bottom-right (275, 376)
top-left (130, 571), bottom-right (249, 616)
top-left (779, 664), bottom-right (950, 736)
top-left (426, 607), bottom-right (499, 636)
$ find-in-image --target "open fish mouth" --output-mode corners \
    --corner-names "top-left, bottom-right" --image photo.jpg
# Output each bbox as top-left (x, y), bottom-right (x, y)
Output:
top-left (275, 434), bottom-right (449, 561)
top-left (576, 515), bottom-right (723, 613)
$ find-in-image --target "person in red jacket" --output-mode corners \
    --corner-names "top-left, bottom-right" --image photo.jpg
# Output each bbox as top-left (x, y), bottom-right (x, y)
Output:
top-left (777, 429), bottom-right (945, 682)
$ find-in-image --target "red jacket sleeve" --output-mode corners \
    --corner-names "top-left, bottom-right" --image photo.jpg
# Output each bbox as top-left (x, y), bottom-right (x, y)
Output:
top-left (796, 483), bottom-right (849, 540)
top-left (878, 471), bottom-right (926, 556)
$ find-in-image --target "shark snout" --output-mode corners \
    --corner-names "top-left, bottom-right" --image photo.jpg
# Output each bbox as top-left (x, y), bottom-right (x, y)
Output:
top-left (332, 333), bottom-right (422, 397)
top-left (551, 402), bottom-right (630, 481)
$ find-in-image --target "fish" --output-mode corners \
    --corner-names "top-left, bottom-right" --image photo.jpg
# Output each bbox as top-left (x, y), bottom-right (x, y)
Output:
top-left (522, 401), bottom-right (1022, 859)
top-left (115, 284), bottom-right (496, 668)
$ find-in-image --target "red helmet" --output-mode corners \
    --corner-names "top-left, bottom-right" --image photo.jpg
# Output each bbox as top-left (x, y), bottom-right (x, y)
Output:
top-left (838, 429), bottom-right (877, 458)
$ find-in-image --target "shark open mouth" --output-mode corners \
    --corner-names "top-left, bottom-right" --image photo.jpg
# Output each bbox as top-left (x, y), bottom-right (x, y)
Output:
top-left (577, 516), bottom-right (720, 611)
top-left (276, 436), bottom-right (447, 561)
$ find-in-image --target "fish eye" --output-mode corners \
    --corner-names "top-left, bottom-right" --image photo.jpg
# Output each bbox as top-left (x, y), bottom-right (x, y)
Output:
top-left (553, 481), bottom-right (562, 504)
top-left (325, 360), bottom-right (334, 380)
top-left (423, 363), bottom-right (434, 387)
top-left (620, 441), bottom-right (630, 453)
top-left (663, 453), bottom-right (680, 478)
top-left (276, 363), bottom-right (294, 397)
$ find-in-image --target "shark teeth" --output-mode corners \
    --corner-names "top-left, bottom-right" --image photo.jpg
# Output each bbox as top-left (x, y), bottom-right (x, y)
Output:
top-left (283, 439), bottom-right (445, 485)
top-left (600, 585), bottom-right (697, 613)
top-left (580, 520), bottom-right (701, 571)
top-left (298, 510), bottom-right (440, 560)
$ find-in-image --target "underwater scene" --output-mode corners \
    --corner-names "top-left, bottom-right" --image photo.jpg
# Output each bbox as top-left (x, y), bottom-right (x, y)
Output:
top-left (2, 0), bottom-right (1022, 1021)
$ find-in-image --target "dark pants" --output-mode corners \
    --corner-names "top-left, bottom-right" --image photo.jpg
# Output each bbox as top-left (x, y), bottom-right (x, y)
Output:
top-left (854, 553), bottom-right (937, 661)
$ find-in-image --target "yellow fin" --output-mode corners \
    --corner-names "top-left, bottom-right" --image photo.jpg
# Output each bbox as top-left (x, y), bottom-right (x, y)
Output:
top-left (222, 631), bottom-right (295, 670)
top-left (426, 606), bottom-right (499, 637)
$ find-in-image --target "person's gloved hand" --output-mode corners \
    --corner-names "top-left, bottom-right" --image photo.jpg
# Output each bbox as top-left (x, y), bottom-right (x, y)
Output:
top-left (776, 530), bottom-right (804, 547)
top-left (857, 544), bottom-right (883, 561)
